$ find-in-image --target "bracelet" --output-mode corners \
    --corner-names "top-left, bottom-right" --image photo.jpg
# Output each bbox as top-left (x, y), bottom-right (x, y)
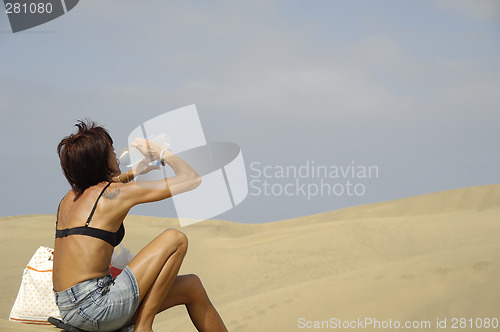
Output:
top-left (117, 174), bottom-right (122, 183)
top-left (159, 148), bottom-right (167, 166)
top-left (126, 170), bottom-right (131, 182)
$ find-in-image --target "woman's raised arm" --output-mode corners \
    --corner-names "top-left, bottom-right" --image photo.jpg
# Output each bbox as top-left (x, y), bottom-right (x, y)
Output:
top-left (118, 138), bottom-right (202, 207)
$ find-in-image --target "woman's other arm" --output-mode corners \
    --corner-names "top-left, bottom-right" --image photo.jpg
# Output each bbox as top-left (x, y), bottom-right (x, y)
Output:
top-left (119, 139), bottom-right (202, 207)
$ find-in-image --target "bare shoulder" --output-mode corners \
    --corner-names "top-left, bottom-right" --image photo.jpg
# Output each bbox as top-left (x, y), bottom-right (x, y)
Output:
top-left (102, 183), bottom-right (121, 200)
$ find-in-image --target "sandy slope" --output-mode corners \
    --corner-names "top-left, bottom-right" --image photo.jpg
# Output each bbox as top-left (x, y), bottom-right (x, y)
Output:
top-left (0, 184), bottom-right (499, 332)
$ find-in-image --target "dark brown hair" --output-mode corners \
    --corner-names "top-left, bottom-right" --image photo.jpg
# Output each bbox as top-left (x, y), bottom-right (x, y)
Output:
top-left (57, 120), bottom-right (114, 196)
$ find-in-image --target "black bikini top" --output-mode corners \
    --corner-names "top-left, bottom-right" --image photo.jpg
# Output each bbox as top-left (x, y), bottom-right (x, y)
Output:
top-left (55, 182), bottom-right (125, 247)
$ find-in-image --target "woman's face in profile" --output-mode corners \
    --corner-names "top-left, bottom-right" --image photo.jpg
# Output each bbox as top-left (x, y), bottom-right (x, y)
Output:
top-left (108, 146), bottom-right (120, 177)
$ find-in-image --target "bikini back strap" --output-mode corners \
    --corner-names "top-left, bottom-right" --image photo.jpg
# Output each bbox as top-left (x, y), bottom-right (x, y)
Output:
top-left (85, 182), bottom-right (112, 226)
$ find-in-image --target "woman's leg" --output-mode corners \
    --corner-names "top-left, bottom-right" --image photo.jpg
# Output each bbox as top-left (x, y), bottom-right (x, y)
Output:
top-left (156, 274), bottom-right (228, 332)
top-left (127, 274), bottom-right (227, 332)
top-left (127, 229), bottom-right (188, 331)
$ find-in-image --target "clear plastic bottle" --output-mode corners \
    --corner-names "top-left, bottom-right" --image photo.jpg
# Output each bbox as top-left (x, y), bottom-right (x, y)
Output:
top-left (146, 133), bottom-right (171, 150)
top-left (118, 133), bottom-right (171, 168)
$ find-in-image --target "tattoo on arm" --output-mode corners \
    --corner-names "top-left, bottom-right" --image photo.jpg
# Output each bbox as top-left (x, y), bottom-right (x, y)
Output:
top-left (103, 187), bottom-right (120, 200)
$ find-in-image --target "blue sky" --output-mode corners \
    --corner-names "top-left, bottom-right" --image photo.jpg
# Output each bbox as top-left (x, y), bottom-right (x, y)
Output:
top-left (0, 0), bottom-right (499, 223)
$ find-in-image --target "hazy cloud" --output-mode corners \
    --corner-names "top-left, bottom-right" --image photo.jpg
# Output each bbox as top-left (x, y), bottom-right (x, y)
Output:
top-left (431, 0), bottom-right (500, 21)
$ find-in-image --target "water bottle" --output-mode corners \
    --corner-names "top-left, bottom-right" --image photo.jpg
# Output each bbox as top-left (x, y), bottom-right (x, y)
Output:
top-left (118, 133), bottom-right (171, 168)
top-left (147, 133), bottom-right (171, 150)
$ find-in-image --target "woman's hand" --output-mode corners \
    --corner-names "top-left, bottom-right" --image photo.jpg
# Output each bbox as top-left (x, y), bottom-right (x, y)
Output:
top-left (128, 138), bottom-right (164, 177)
top-left (132, 159), bottom-right (160, 177)
top-left (130, 138), bottom-right (163, 161)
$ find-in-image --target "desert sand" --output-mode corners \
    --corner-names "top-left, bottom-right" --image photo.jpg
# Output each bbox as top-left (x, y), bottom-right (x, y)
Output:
top-left (1, 184), bottom-right (499, 331)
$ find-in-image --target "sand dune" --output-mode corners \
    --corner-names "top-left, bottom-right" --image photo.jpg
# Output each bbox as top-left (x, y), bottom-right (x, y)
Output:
top-left (1, 184), bottom-right (499, 331)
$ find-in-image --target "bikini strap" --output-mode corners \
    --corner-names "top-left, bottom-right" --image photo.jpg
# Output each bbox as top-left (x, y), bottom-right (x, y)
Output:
top-left (85, 182), bottom-right (112, 227)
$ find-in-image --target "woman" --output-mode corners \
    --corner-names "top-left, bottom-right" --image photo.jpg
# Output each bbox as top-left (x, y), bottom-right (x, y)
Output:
top-left (53, 120), bottom-right (228, 332)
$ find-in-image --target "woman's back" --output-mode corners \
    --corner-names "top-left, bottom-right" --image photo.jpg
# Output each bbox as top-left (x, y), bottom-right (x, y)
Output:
top-left (53, 182), bottom-right (127, 292)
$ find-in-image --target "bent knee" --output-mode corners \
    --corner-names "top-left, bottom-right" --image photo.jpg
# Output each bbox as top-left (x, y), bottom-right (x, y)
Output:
top-left (161, 229), bottom-right (188, 250)
top-left (185, 274), bottom-right (203, 288)
top-left (184, 274), bottom-right (208, 302)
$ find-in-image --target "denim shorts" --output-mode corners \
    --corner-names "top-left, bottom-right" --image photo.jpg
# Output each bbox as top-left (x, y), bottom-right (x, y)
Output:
top-left (54, 266), bottom-right (140, 331)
